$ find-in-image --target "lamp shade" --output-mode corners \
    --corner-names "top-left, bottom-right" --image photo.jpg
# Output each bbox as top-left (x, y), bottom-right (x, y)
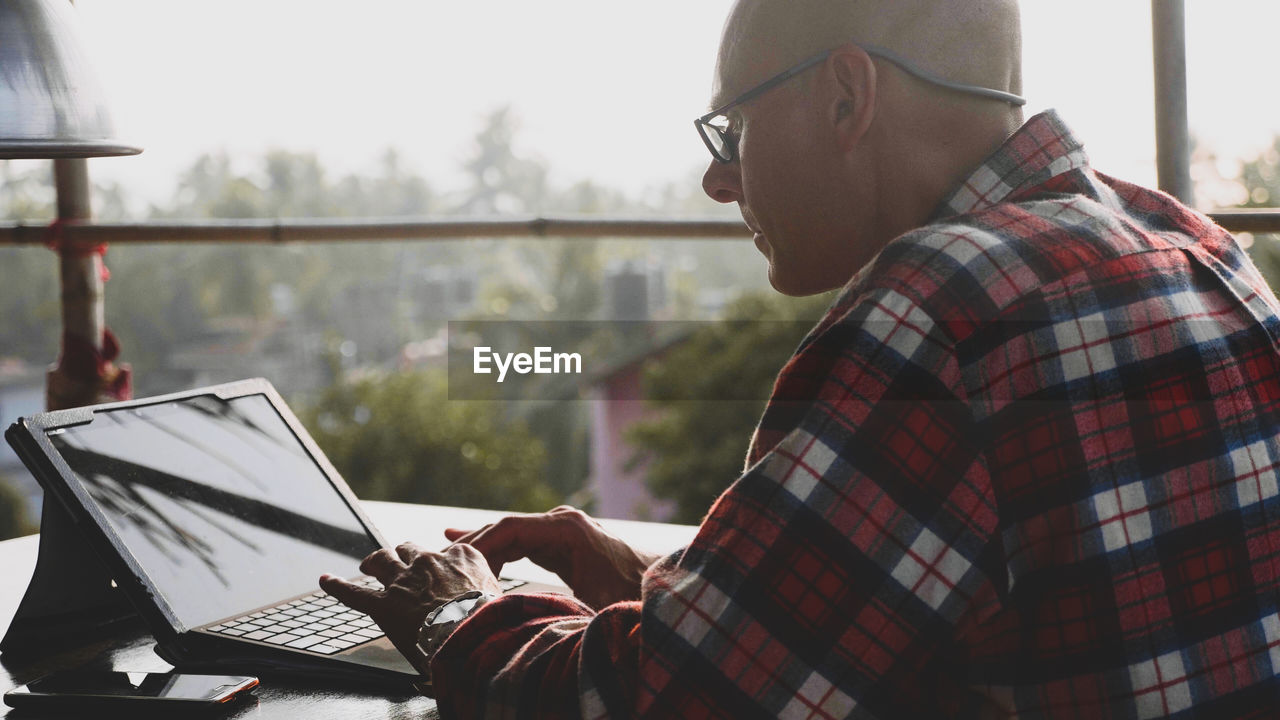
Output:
top-left (0, 0), bottom-right (140, 158)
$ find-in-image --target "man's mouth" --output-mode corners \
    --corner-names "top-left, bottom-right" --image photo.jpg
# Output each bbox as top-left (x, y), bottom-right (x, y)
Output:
top-left (741, 210), bottom-right (767, 253)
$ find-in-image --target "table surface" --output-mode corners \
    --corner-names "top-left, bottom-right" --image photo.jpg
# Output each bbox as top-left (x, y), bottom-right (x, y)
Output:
top-left (0, 501), bottom-right (698, 719)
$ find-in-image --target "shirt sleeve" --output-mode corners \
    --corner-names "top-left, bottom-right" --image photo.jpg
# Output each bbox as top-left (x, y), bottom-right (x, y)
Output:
top-left (429, 592), bottom-right (598, 718)
top-left (431, 287), bottom-right (1006, 719)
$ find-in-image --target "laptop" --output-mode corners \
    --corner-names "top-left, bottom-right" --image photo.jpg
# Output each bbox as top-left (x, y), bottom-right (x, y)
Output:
top-left (4, 378), bottom-right (567, 691)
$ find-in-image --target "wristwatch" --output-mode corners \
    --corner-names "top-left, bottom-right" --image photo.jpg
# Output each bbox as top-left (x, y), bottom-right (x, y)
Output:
top-left (415, 590), bottom-right (498, 680)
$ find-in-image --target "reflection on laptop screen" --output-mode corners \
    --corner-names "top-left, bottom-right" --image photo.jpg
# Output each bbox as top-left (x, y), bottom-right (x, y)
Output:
top-left (46, 393), bottom-right (381, 630)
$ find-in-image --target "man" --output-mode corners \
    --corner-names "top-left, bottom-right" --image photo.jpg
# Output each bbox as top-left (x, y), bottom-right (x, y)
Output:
top-left (323, 0), bottom-right (1280, 716)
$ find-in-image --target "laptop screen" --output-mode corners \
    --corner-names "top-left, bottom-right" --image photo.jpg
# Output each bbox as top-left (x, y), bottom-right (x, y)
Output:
top-left (45, 393), bottom-right (381, 630)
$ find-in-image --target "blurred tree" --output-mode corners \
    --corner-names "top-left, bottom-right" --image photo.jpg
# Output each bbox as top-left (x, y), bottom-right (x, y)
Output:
top-left (0, 475), bottom-right (33, 541)
top-left (262, 150), bottom-right (330, 217)
top-left (298, 369), bottom-right (559, 512)
top-left (0, 112), bottom-right (783, 520)
top-left (93, 180), bottom-right (132, 222)
top-left (0, 248), bottom-right (60, 364)
top-left (100, 148), bottom-right (445, 384)
top-left (0, 161), bottom-right (54, 220)
top-left (1238, 137), bottom-right (1280, 209)
top-left (0, 163), bottom-right (61, 364)
top-left (456, 106), bottom-right (549, 215)
top-left (628, 291), bottom-right (835, 523)
top-left (1237, 136), bottom-right (1280, 290)
top-left (335, 149), bottom-right (435, 218)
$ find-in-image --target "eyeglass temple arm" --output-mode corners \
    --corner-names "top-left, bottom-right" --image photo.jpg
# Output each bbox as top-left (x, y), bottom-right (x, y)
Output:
top-left (697, 41), bottom-right (1026, 125)
top-left (700, 51), bottom-right (834, 121)
top-left (860, 43), bottom-right (1027, 107)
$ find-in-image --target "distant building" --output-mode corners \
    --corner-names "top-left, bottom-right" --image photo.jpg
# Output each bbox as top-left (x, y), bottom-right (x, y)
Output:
top-left (331, 283), bottom-right (402, 367)
top-left (605, 260), bottom-right (670, 321)
top-left (583, 332), bottom-right (691, 523)
top-left (161, 317), bottom-right (328, 399)
top-left (397, 326), bottom-right (450, 371)
top-left (415, 267), bottom-right (479, 321)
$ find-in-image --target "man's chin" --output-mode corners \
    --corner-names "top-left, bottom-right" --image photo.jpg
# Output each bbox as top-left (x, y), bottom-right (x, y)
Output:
top-left (767, 262), bottom-right (847, 297)
top-left (767, 267), bottom-right (813, 297)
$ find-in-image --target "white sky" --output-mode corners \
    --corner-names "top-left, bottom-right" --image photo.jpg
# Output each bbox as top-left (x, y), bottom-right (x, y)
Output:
top-left (58, 1), bottom-right (1280, 213)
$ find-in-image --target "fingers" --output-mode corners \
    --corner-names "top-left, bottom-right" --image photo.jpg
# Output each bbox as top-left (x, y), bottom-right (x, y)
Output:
top-left (444, 508), bottom-right (589, 546)
top-left (465, 512), bottom-right (591, 582)
top-left (319, 574), bottom-right (381, 614)
top-left (550, 506), bottom-right (604, 531)
top-left (443, 527), bottom-right (472, 542)
top-left (457, 516), bottom-right (536, 562)
top-left (394, 541), bottom-right (426, 565)
top-left (444, 541), bottom-right (487, 564)
top-left (359, 547), bottom-right (406, 581)
top-left (442, 508), bottom-right (603, 583)
top-left (444, 525), bottom-right (487, 546)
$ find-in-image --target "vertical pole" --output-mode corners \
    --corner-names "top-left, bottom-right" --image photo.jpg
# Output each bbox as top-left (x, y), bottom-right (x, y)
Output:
top-left (1152, 0), bottom-right (1194, 206)
top-left (47, 157), bottom-right (105, 410)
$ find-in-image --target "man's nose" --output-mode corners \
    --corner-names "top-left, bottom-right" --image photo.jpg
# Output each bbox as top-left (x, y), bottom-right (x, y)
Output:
top-left (702, 159), bottom-right (743, 204)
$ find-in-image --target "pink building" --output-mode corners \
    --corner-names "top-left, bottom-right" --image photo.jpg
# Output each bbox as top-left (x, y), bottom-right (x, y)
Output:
top-left (585, 343), bottom-right (682, 522)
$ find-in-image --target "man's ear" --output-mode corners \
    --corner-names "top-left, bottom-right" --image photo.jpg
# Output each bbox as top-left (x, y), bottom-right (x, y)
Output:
top-left (827, 45), bottom-right (877, 152)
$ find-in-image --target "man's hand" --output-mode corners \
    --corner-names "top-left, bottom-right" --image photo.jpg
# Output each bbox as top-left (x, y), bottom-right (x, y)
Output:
top-left (445, 506), bottom-right (662, 611)
top-left (319, 542), bottom-right (503, 661)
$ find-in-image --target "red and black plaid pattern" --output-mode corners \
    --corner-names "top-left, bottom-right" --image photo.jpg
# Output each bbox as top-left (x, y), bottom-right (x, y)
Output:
top-left (430, 111), bottom-right (1280, 718)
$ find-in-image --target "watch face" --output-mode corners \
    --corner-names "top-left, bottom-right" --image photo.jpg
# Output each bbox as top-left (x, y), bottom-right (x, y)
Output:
top-left (429, 591), bottom-right (491, 626)
top-left (433, 597), bottom-right (477, 624)
top-left (418, 592), bottom-right (496, 676)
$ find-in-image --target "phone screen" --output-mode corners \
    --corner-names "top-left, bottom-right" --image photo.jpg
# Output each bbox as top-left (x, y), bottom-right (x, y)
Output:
top-left (19, 671), bottom-right (256, 703)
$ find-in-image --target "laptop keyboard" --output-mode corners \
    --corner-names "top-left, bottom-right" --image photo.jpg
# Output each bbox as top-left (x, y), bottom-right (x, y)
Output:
top-left (204, 576), bottom-right (528, 655)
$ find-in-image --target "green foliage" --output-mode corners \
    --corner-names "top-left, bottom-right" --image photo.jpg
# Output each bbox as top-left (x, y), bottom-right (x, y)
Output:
top-left (0, 248), bottom-right (60, 363)
top-left (100, 148), bottom-right (445, 385)
top-left (0, 106), bottom-right (772, 519)
top-left (0, 475), bottom-right (34, 541)
top-left (1238, 136), bottom-right (1280, 290)
top-left (0, 162), bottom-right (54, 221)
top-left (628, 291), bottom-right (835, 523)
top-left (297, 369), bottom-right (559, 512)
top-left (151, 149), bottom-right (436, 221)
top-left (458, 106), bottom-right (549, 215)
top-left (0, 163), bottom-right (59, 363)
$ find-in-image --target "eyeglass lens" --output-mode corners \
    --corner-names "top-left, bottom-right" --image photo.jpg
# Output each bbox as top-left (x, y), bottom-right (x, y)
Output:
top-left (700, 118), bottom-right (733, 162)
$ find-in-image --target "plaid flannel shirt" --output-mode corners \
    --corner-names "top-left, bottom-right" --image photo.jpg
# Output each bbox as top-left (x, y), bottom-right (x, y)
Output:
top-left (431, 111), bottom-right (1280, 718)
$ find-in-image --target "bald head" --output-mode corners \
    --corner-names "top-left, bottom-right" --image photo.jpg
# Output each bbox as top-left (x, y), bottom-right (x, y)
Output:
top-left (701, 0), bottom-right (1027, 296)
top-left (713, 0), bottom-right (1022, 109)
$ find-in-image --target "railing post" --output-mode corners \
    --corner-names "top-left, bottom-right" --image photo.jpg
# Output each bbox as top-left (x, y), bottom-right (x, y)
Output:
top-left (1152, 0), bottom-right (1194, 206)
top-left (52, 158), bottom-right (102, 354)
top-left (46, 158), bottom-right (129, 410)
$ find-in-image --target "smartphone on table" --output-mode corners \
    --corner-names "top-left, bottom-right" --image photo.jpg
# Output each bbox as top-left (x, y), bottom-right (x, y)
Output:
top-left (3, 670), bottom-right (258, 714)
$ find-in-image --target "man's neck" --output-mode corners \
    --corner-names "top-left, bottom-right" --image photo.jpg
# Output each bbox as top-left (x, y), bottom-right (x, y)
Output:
top-left (878, 106), bottom-right (1025, 238)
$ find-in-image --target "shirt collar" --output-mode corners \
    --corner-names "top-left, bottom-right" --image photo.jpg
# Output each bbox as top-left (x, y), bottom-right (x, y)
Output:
top-left (932, 109), bottom-right (1090, 220)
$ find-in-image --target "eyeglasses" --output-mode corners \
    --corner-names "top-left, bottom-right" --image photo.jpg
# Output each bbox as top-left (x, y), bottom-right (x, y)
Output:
top-left (694, 43), bottom-right (1027, 164)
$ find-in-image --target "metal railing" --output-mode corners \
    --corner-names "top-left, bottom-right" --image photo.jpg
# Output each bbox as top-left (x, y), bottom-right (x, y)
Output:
top-left (2, 211), bottom-right (1279, 248)
top-left (0, 217), bottom-right (750, 245)
top-left (1203, 210), bottom-right (1280, 235)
